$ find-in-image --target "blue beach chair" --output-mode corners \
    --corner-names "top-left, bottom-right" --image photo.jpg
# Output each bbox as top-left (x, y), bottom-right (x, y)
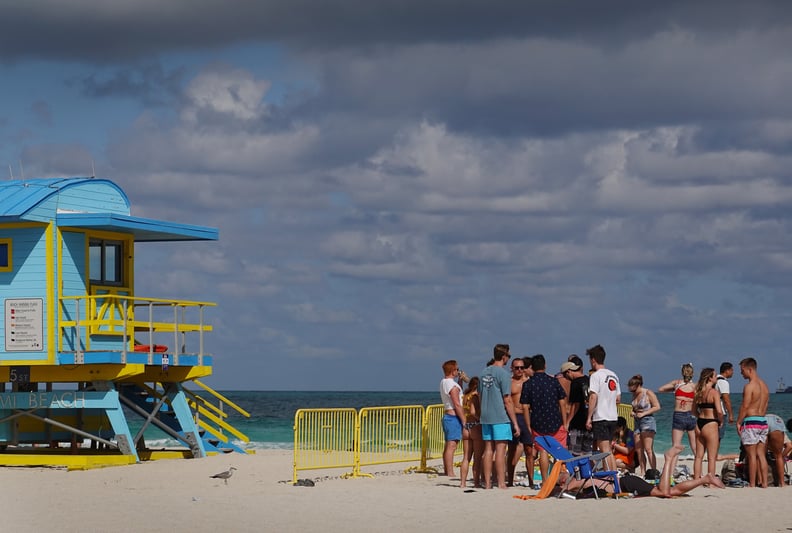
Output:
top-left (534, 435), bottom-right (620, 499)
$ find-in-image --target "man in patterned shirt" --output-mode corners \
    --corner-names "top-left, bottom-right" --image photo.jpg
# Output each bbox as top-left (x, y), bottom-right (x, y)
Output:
top-left (520, 354), bottom-right (568, 484)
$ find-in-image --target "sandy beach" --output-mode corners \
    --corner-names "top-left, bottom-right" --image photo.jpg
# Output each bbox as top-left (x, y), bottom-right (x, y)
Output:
top-left (1, 451), bottom-right (789, 532)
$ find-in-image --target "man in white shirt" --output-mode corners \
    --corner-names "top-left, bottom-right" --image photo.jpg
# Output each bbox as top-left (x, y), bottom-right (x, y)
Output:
top-left (585, 344), bottom-right (621, 471)
top-left (716, 362), bottom-right (734, 444)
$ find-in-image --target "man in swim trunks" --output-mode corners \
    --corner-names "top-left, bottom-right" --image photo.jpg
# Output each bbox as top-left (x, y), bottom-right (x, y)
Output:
top-left (520, 354), bottom-right (568, 484)
top-left (737, 357), bottom-right (770, 487)
top-left (478, 344), bottom-right (520, 489)
top-left (507, 356), bottom-right (534, 487)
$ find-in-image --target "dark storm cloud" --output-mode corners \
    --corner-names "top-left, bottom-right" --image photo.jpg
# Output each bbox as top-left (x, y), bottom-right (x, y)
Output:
top-left (1, 0), bottom-right (790, 62)
top-left (68, 63), bottom-right (186, 106)
top-left (296, 30), bottom-right (792, 137)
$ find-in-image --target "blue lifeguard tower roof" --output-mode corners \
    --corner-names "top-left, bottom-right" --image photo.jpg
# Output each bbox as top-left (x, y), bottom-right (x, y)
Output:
top-left (0, 177), bottom-right (217, 241)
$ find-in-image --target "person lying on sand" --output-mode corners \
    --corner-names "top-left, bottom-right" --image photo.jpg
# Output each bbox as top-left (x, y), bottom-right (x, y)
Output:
top-left (559, 445), bottom-right (725, 498)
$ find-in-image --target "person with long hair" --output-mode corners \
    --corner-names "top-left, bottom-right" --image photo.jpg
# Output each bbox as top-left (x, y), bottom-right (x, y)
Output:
top-left (460, 376), bottom-right (484, 488)
top-left (629, 374), bottom-right (661, 475)
top-left (692, 367), bottom-right (722, 480)
top-left (612, 416), bottom-right (636, 471)
top-left (658, 363), bottom-right (697, 454)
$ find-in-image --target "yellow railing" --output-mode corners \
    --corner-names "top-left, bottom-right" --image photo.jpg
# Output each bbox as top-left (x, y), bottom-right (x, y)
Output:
top-left (421, 404), bottom-right (446, 468)
top-left (187, 380), bottom-right (251, 445)
top-left (617, 403), bottom-right (635, 430)
top-left (294, 404), bottom-right (460, 483)
top-left (58, 293), bottom-right (215, 361)
top-left (294, 403), bottom-right (638, 482)
top-left (293, 408), bottom-right (358, 482)
top-left (355, 406), bottom-right (424, 476)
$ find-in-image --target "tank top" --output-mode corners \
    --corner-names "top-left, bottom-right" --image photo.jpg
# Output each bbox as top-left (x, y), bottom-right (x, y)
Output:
top-left (634, 389), bottom-right (651, 412)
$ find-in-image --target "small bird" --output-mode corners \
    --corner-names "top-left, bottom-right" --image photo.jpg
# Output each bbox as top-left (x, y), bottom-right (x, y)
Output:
top-left (210, 466), bottom-right (237, 485)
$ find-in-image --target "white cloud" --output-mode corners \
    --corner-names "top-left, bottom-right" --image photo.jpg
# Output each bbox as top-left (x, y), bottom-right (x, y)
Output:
top-left (182, 66), bottom-right (271, 123)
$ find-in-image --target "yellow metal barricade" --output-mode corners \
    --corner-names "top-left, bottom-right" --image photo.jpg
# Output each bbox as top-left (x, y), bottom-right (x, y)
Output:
top-left (354, 405), bottom-right (424, 477)
top-left (617, 403), bottom-right (634, 430)
top-left (293, 408), bottom-right (357, 483)
top-left (422, 404), bottom-right (446, 467)
top-left (293, 403), bottom-right (466, 481)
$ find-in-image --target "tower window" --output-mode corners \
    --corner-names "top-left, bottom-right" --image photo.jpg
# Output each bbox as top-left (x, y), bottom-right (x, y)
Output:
top-left (89, 239), bottom-right (124, 285)
top-left (0, 239), bottom-right (10, 272)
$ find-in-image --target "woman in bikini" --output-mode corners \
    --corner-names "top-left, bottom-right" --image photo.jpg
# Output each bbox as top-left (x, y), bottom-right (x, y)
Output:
top-left (658, 363), bottom-right (697, 455)
top-left (460, 376), bottom-right (483, 488)
top-left (692, 367), bottom-right (722, 480)
top-left (629, 374), bottom-right (661, 476)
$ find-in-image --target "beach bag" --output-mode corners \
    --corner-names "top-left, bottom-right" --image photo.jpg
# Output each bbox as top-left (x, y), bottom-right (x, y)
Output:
top-left (721, 460), bottom-right (737, 482)
top-left (644, 468), bottom-right (660, 481)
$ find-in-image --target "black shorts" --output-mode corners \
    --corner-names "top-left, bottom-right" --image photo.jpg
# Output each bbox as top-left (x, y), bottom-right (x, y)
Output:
top-left (619, 474), bottom-right (654, 496)
top-left (512, 414), bottom-right (534, 445)
top-left (592, 420), bottom-right (618, 442)
top-left (568, 428), bottom-right (595, 454)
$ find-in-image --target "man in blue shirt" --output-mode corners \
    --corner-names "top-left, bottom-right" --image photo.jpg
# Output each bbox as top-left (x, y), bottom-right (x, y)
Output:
top-left (478, 344), bottom-right (520, 489)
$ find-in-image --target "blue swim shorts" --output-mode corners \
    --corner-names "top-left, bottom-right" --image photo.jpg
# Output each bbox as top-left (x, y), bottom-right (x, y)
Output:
top-left (442, 414), bottom-right (462, 441)
top-left (482, 422), bottom-right (512, 441)
top-left (672, 411), bottom-right (696, 432)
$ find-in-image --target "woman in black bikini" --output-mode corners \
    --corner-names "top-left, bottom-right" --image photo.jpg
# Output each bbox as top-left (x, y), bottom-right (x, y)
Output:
top-left (692, 367), bottom-right (723, 480)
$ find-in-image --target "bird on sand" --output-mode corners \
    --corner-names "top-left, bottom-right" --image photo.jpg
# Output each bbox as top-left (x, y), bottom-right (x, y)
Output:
top-left (210, 466), bottom-right (237, 485)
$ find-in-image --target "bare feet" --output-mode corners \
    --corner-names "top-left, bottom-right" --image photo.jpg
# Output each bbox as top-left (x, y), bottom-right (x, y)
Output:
top-left (705, 473), bottom-right (725, 489)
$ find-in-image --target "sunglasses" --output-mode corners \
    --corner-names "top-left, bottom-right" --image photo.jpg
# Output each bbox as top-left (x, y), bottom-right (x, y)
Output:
top-left (512, 366), bottom-right (525, 370)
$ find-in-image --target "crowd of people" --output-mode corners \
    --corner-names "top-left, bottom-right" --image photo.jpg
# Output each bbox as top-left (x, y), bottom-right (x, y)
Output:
top-left (440, 345), bottom-right (791, 494)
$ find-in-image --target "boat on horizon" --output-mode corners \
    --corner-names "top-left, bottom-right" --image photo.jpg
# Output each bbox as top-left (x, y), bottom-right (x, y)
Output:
top-left (776, 378), bottom-right (792, 394)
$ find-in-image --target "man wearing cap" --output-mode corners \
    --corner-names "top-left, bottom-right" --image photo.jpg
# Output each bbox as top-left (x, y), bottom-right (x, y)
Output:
top-left (520, 354), bottom-right (568, 483)
top-left (562, 356), bottom-right (594, 455)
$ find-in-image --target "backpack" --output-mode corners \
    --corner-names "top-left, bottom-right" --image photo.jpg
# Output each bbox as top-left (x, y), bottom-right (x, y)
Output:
top-left (721, 459), bottom-right (737, 482)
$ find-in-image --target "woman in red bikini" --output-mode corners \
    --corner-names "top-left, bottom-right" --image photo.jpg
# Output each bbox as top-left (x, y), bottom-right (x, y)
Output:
top-left (658, 363), bottom-right (697, 456)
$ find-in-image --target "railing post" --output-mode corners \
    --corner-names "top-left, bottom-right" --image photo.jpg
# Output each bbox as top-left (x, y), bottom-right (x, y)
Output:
top-left (198, 305), bottom-right (205, 365)
top-left (180, 305), bottom-right (186, 354)
top-left (121, 297), bottom-right (128, 364)
top-left (172, 304), bottom-right (179, 365)
top-left (420, 406), bottom-right (430, 471)
top-left (352, 409), bottom-right (362, 478)
top-left (75, 298), bottom-right (83, 364)
top-left (148, 301), bottom-right (155, 364)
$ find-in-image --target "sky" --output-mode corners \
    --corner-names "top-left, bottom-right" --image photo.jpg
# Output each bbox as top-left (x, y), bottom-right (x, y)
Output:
top-left (2, 1), bottom-right (792, 392)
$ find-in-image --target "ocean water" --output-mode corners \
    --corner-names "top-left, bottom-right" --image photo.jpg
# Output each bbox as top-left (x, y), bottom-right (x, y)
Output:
top-left (138, 391), bottom-right (792, 456)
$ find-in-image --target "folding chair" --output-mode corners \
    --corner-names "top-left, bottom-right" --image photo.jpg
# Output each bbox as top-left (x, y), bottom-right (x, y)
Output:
top-left (534, 435), bottom-right (620, 499)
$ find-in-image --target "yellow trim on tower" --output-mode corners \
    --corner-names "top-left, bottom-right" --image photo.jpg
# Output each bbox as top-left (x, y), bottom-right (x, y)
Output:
top-left (0, 238), bottom-right (12, 272)
top-left (46, 222), bottom-right (56, 363)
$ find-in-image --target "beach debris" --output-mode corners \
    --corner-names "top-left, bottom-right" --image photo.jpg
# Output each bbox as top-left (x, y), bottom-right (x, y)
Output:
top-left (294, 478), bottom-right (315, 487)
top-left (210, 466), bottom-right (237, 485)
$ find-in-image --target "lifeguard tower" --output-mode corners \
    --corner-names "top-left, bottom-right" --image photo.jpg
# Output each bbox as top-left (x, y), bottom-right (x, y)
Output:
top-left (0, 177), bottom-right (248, 468)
